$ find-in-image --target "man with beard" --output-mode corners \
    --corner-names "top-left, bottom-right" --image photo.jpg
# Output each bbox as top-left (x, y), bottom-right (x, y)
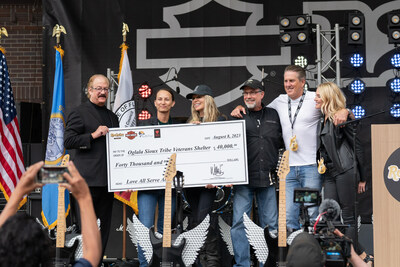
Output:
top-left (64, 74), bottom-right (119, 265)
top-left (230, 79), bottom-right (282, 267)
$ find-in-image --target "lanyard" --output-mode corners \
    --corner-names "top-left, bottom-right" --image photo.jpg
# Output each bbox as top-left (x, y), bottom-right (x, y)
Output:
top-left (288, 90), bottom-right (306, 132)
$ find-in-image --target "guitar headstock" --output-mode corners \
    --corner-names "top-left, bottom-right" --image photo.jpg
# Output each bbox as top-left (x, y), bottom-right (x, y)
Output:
top-left (60, 154), bottom-right (70, 167)
top-left (164, 153), bottom-right (177, 183)
top-left (173, 171), bottom-right (184, 191)
top-left (277, 150), bottom-right (290, 178)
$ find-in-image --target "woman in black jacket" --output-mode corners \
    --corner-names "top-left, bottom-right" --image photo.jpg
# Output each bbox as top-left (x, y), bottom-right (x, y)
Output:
top-left (314, 82), bottom-right (372, 264)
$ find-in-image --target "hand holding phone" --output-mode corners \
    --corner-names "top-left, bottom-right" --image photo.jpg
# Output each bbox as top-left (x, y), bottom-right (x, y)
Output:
top-left (36, 166), bottom-right (69, 184)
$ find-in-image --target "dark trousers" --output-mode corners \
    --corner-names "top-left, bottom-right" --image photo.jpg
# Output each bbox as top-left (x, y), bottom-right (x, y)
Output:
top-left (185, 187), bottom-right (220, 267)
top-left (185, 187), bottom-right (216, 229)
top-left (324, 168), bottom-right (364, 254)
top-left (71, 186), bottom-right (114, 266)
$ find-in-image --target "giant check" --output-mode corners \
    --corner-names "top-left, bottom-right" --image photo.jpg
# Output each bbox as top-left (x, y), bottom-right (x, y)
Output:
top-left (106, 120), bottom-right (248, 191)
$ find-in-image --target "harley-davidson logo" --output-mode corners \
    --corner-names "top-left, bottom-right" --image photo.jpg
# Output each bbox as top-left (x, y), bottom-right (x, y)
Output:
top-left (125, 131), bottom-right (138, 140)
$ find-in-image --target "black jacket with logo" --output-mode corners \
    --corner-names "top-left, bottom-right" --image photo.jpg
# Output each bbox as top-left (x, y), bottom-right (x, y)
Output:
top-left (236, 105), bottom-right (282, 187)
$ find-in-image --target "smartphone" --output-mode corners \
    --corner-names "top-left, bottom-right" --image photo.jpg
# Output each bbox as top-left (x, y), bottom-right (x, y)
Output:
top-left (36, 166), bottom-right (69, 184)
top-left (293, 188), bottom-right (320, 204)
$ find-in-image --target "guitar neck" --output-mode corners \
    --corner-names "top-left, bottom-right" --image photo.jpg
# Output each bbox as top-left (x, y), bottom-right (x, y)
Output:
top-left (56, 185), bottom-right (66, 248)
top-left (278, 174), bottom-right (287, 247)
top-left (162, 179), bottom-right (172, 248)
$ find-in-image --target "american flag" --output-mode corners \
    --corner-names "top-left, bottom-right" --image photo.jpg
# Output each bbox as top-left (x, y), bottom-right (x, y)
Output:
top-left (0, 49), bottom-right (25, 204)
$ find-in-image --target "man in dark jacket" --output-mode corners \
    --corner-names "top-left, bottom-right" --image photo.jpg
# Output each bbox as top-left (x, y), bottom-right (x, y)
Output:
top-left (64, 74), bottom-right (119, 264)
top-left (230, 79), bottom-right (282, 267)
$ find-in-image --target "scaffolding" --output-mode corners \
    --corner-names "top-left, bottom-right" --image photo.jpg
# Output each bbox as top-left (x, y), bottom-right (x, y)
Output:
top-left (315, 23), bottom-right (344, 87)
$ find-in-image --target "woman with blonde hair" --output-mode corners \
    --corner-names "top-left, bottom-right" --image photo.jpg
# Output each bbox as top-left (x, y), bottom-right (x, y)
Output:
top-left (315, 82), bottom-right (373, 265)
top-left (185, 85), bottom-right (226, 266)
top-left (187, 85), bottom-right (226, 123)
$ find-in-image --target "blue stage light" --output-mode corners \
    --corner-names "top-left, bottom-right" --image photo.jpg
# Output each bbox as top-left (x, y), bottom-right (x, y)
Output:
top-left (352, 105), bottom-right (365, 119)
top-left (349, 79), bottom-right (365, 94)
top-left (390, 78), bottom-right (400, 93)
top-left (390, 104), bottom-right (400, 118)
top-left (391, 53), bottom-right (400, 68)
top-left (350, 53), bottom-right (364, 68)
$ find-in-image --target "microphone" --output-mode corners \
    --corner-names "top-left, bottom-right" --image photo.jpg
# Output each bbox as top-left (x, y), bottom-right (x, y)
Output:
top-left (318, 199), bottom-right (341, 221)
top-left (175, 69), bottom-right (180, 94)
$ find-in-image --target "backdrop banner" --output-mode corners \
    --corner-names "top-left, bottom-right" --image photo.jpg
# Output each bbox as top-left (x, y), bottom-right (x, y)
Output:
top-left (43, 0), bottom-right (400, 222)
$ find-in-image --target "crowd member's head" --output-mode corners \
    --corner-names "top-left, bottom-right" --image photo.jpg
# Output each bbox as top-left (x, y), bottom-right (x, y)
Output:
top-left (186, 84), bottom-right (221, 122)
top-left (240, 79), bottom-right (265, 111)
top-left (155, 88), bottom-right (175, 114)
top-left (0, 213), bottom-right (52, 267)
top-left (314, 82), bottom-right (346, 121)
top-left (86, 74), bottom-right (110, 106)
top-left (284, 65), bottom-right (306, 100)
top-left (286, 232), bottom-right (325, 267)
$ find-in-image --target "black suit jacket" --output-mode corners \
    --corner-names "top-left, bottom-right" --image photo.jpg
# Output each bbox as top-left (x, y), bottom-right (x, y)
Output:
top-left (64, 101), bottom-right (119, 187)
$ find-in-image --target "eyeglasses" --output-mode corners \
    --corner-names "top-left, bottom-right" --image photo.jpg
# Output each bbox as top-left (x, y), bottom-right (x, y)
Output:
top-left (91, 87), bottom-right (110, 92)
top-left (242, 90), bottom-right (262, 96)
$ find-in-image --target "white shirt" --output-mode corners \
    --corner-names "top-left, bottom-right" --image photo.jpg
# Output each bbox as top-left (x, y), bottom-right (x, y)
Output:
top-left (268, 91), bottom-right (321, 166)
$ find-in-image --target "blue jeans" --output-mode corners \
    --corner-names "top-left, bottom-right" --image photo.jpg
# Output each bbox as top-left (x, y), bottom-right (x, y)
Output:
top-left (137, 190), bottom-right (176, 267)
top-left (286, 164), bottom-right (321, 230)
top-left (231, 185), bottom-right (278, 267)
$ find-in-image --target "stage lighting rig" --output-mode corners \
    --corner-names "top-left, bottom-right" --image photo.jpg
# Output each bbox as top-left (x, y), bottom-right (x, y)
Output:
top-left (348, 79), bottom-right (365, 94)
top-left (279, 14), bottom-right (311, 46)
top-left (391, 53), bottom-right (400, 68)
top-left (348, 12), bottom-right (364, 45)
top-left (294, 55), bottom-right (308, 68)
top-left (138, 82), bottom-right (152, 99)
top-left (387, 10), bottom-right (400, 44)
top-left (350, 53), bottom-right (364, 68)
top-left (351, 105), bottom-right (366, 119)
top-left (388, 77), bottom-right (400, 93)
top-left (390, 103), bottom-right (400, 118)
top-left (138, 109), bottom-right (151, 120)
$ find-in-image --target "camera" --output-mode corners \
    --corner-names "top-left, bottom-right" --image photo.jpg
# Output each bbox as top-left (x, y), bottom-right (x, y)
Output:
top-left (294, 189), bottom-right (351, 267)
top-left (36, 166), bottom-right (69, 184)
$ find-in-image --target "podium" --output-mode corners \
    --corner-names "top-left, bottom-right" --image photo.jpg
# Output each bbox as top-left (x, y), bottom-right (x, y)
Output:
top-left (371, 124), bottom-right (400, 266)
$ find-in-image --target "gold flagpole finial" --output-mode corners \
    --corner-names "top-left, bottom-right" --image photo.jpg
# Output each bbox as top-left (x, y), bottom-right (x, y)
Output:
top-left (122, 23), bottom-right (129, 43)
top-left (52, 24), bottom-right (67, 47)
top-left (0, 27), bottom-right (8, 47)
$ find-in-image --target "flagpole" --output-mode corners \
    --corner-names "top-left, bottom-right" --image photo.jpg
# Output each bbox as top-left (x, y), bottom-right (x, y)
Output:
top-left (121, 22), bottom-right (129, 261)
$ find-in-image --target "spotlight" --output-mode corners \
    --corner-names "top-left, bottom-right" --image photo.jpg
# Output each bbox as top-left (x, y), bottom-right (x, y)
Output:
top-left (348, 13), bottom-right (364, 45)
top-left (349, 79), bottom-right (365, 94)
top-left (279, 14), bottom-right (311, 46)
top-left (388, 11), bottom-right (400, 44)
top-left (281, 33), bottom-right (291, 43)
top-left (350, 53), bottom-right (364, 68)
top-left (391, 53), bottom-right (400, 68)
top-left (296, 16), bottom-right (306, 26)
top-left (138, 109), bottom-right (152, 120)
top-left (389, 78), bottom-right (400, 93)
top-left (294, 55), bottom-right (308, 68)
top-left (352, 105), bottom-right (366, 119)
top-left (280, 18), bottom-right (290, 28)
top-left (297, 32), bottom-right (307, 42)
top-left (138, 82), bottom-right (152, 99)
top-left (390, 103), bottom-right (400, 118)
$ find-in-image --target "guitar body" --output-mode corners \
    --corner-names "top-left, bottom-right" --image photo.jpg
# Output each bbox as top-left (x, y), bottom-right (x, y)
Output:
top-left (149, 227), bottom-right (186, 267)
top-left (53, 239), bottom-right (79, 267)
top-left (264, 226), bottom-right (278, 267)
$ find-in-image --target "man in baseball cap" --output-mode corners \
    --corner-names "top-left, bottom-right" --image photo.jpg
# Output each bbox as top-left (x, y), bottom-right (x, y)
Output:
top-left (239, 79), bottom-right (264, 91)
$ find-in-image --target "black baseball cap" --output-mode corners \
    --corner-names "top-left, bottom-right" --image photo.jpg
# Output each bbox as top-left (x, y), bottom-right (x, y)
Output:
top-left (286, 233), bottom-right (324, 267)
top-left (240, 79), bottom-right (264, 91)
top-left (186, 84), bottom-right (214, 99)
